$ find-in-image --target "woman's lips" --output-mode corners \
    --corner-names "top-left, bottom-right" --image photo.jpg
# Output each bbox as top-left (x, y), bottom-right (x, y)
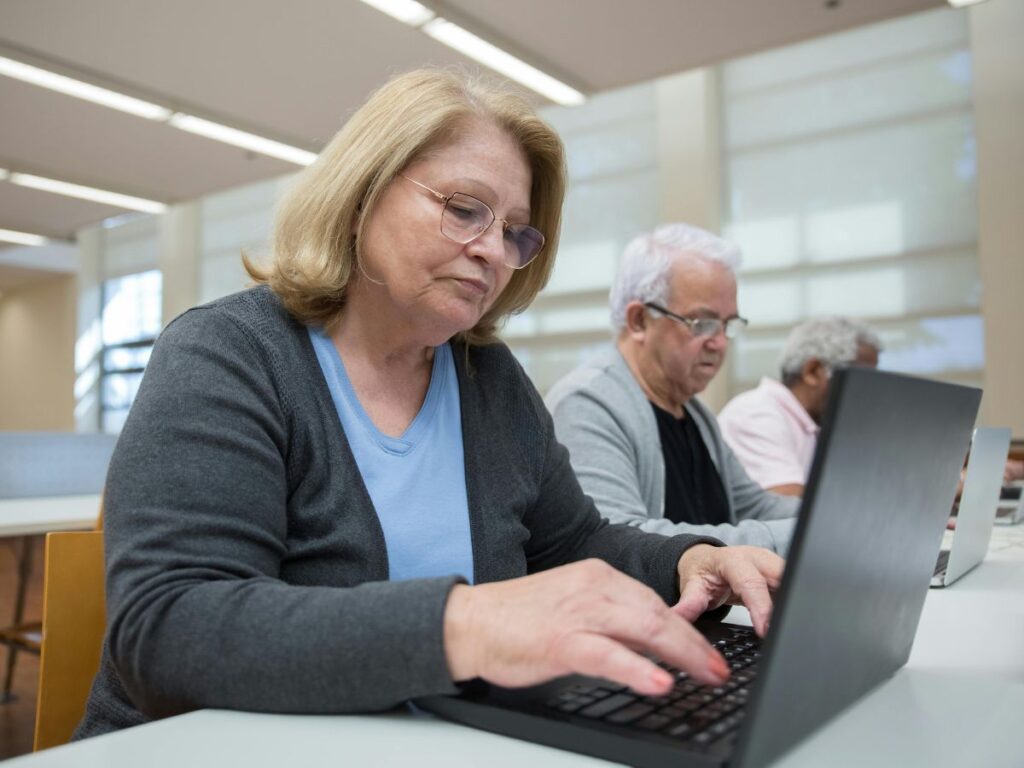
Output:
top-left (452, 277), bottom-right (488, 296)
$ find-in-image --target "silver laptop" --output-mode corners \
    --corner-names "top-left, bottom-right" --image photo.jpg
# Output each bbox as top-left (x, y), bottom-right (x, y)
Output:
top-left (931, 427), bottom-right (1011, 588)
top-left (995, 482), bottom-right (1023, 525)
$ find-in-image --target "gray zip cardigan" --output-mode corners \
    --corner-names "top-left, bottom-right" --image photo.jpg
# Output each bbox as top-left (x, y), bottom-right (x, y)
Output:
top-left (77, 286), bottom-right (721, 738)
top-left (546, 348), bottom-right (799, 553)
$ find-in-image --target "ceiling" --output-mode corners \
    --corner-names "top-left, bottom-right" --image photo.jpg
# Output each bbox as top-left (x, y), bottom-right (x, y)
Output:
top-left (0, 0), bottom-right (942, 286)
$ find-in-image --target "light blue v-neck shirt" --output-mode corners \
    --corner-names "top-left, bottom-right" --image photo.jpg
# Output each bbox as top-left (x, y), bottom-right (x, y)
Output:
top-left (307, 327), bottom-right (474, 584)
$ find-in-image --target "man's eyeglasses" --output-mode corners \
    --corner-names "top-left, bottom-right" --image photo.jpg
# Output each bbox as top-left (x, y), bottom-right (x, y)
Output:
top-left (644, 302), bottom-right (748, 339)
top-left (402, 176), bottom-right (545, 270)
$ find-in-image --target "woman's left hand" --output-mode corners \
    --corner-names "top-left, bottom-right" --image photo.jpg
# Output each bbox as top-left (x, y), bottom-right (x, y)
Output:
top-left (673, 545), bottom-right (785, 638)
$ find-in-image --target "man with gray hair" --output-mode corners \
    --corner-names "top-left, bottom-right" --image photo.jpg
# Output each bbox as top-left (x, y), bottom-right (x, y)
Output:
top-left (718, 317), bottom-right (882, 496)
top-left (547, 223), bottom-right (799, 555)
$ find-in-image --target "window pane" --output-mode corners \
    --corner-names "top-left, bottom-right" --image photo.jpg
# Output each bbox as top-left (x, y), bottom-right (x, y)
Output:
top-left (720, 7), bottom-right (982, 400)
top-left (722, 8), bottom-right (968, 93)
top-left (729, 314), bottom-right (983, 389)
top-left (102, 270), bottom-right (162, 345)
top-left (103, 345), bottom-right (153, 372)
top-left (102, 409), bottom-right (131, 434)
top-left (102, 371), bottom-right (145, 412)
top-left (879, 315), bottom-right (984, 375)
top-left (726, 113), bottom-right (977, 265)
top-left (726, 48), bottom-right (972, 150)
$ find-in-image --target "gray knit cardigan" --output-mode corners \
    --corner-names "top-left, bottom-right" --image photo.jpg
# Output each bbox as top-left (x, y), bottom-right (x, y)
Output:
top-left (76, 286), bottom-right (720, 738)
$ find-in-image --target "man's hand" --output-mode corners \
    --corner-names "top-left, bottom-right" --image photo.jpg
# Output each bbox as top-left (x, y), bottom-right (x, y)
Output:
top-left (674, 545), bottom-right (785, 637)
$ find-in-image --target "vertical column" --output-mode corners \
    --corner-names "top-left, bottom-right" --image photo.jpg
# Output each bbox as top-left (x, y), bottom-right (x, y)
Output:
top-left (159, 201), bottom-right (201, 325)
top-left (75, 227), bottom-right (103, 432)
top-left (655, 68), bottom-right (731, 412)
top-left (971, 0), bottom-right (1024, 434)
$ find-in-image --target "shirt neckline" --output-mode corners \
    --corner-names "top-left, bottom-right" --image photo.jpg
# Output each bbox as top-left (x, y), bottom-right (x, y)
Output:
top-left (310, 327), bottom-right (450, 454)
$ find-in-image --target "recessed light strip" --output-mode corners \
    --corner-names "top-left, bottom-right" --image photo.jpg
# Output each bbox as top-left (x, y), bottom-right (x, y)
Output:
top-left (357, 0), bottom-right (585, 106)
top-left (422, 19), bottom-right (584, 106)
top-left (7, 173), bottom-right (167, 214)
top-left (0, 55), bottom-right (317, 165)
top-left (0, 227), bottom-right (50, 247)
top-left (168, 114), bottom-right (318, 166)
top-left (0, 55), bottom-right (172, 121)
top-left (359, 0), bottom-right (435, 26)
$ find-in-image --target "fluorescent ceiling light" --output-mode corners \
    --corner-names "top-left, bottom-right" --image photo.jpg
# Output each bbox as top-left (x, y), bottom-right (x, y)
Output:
top-left (422, 18), bottom-right (585, 106)
top-left (0, 168), bottom-right (8, 181)
top-left (359, 0), bottom-right (435, 26)
top-left (0, 55), bottom-right (316, 165)
top-left (947, 0), bottom-right (989, 7)
top-left (8, 173), bottom-right (167, 214)
top-left (168, 113), bottom-right (318, 166)
top-left (0, 55), bottom-right (172, 121)
top-left (0, 227), bottom-right (50, 247)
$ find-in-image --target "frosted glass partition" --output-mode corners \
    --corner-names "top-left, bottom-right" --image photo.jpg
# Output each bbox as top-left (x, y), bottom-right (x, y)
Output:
top-left (725, 115), bottom-right (978, 263)
top-left (510, 83), bottom-right (658, 392)
top-left (199, 174), bottom-right (295, 303)
top-left (726, 50), bottom-right (972, 150)
top-left (509, 340), bottom-right (612, 397)
top-left (722, 10), bottom-right (968, 93)
top-left (720, 6), bottom-right (980, 398)
top-left (102, 215), bottom-right (159, 279)
top-left (732, 314), bottom-right (985, 391)
top-left (738, 249), bottom-right (981, 326)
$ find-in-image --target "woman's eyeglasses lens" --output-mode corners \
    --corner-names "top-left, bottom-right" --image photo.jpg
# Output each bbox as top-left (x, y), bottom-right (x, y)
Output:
top-left (441, 192), bottom-right (544, 269)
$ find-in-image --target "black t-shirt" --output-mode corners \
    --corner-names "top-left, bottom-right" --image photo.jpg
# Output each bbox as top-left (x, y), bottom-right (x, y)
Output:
top-left (651, 402), bottom-right (730, 526)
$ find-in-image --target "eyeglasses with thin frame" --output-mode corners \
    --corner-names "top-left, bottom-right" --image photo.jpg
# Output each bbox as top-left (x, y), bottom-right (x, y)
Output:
top-left (401, 176), bottom-right (545, 269)
top-left (644, 302), bottom-right (748, 340)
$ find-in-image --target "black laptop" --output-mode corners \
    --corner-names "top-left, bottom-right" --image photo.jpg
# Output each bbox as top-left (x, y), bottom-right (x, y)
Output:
top-left (418, 368), bottom-right (980, 768)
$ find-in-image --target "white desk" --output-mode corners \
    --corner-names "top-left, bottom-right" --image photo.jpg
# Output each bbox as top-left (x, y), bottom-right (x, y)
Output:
top-left (7, 527), bottom-right (1024, 768)
top-left (0, 495), bottom-right (102, 538)
top-left (1, 494), bottom-right (102, 699)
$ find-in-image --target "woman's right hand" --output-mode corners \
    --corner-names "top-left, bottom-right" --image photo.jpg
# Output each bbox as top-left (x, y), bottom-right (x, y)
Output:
top-left (443, 559), bottom-right (730, 697)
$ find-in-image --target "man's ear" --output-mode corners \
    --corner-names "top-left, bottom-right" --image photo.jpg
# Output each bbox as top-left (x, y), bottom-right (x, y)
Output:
top-left (802, 358), bottom-right (828, 386)
top-left (625, 302), bottom-right (647, 336)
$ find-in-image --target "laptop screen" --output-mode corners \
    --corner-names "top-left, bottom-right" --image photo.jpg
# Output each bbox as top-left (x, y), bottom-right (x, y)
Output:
top-left (732, 368), bottom-right (980, 768)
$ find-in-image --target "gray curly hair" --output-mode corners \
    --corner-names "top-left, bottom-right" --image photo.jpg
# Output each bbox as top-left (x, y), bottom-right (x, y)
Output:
top-left (609, 223), bottom-right (742, 331)
top-left (779, 317), bottom-right (884, 385)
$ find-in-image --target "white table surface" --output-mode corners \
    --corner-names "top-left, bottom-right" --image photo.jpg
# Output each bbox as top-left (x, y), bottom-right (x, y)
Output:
top-left (0, 495), bottom-right (102, 538)
top-left (8, 526), bottom-right (1024, 768)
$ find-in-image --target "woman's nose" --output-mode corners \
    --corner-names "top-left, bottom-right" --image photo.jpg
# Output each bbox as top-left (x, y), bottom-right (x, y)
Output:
top-left (466, 221), bottom-right (508, 267)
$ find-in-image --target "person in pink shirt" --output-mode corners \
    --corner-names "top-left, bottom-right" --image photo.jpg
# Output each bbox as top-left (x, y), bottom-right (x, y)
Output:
top-left (718, 317), bottom-right (882, 496)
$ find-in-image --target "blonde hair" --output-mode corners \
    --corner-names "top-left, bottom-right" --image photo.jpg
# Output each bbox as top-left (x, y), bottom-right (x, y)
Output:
top-left (245, 68), bottom-right (566, 346)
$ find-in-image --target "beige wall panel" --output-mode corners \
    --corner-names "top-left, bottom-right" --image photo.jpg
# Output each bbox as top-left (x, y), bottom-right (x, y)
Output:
top-left (971, 0), bottom-right (1024, 434)
top-left (0, 275), bottom-right (77, 430)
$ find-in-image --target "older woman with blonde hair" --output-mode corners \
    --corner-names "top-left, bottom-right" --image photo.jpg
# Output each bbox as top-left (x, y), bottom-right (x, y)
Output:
top-left (77, 68), bottom-right (782, 738)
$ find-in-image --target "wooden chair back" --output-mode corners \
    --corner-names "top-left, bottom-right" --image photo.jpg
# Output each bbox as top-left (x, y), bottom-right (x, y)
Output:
top-left (32, 530), bottom-right (106, 751)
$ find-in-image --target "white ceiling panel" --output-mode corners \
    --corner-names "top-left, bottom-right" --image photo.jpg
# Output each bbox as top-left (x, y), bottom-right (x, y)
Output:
top-left (0, 0), bottom-right (946, 290)
top-left (0, 0), bottom-right (473, 143)
top-left (0, 77), bottom-right (299, 205)
top-left (0, 183), bottom-right (123, 239)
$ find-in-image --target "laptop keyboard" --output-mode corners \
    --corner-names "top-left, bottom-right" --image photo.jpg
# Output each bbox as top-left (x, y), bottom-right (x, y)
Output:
top-left (934, 549), bottom-right (950, 576)
top-left (545, 626), bottom-right (760, 750)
